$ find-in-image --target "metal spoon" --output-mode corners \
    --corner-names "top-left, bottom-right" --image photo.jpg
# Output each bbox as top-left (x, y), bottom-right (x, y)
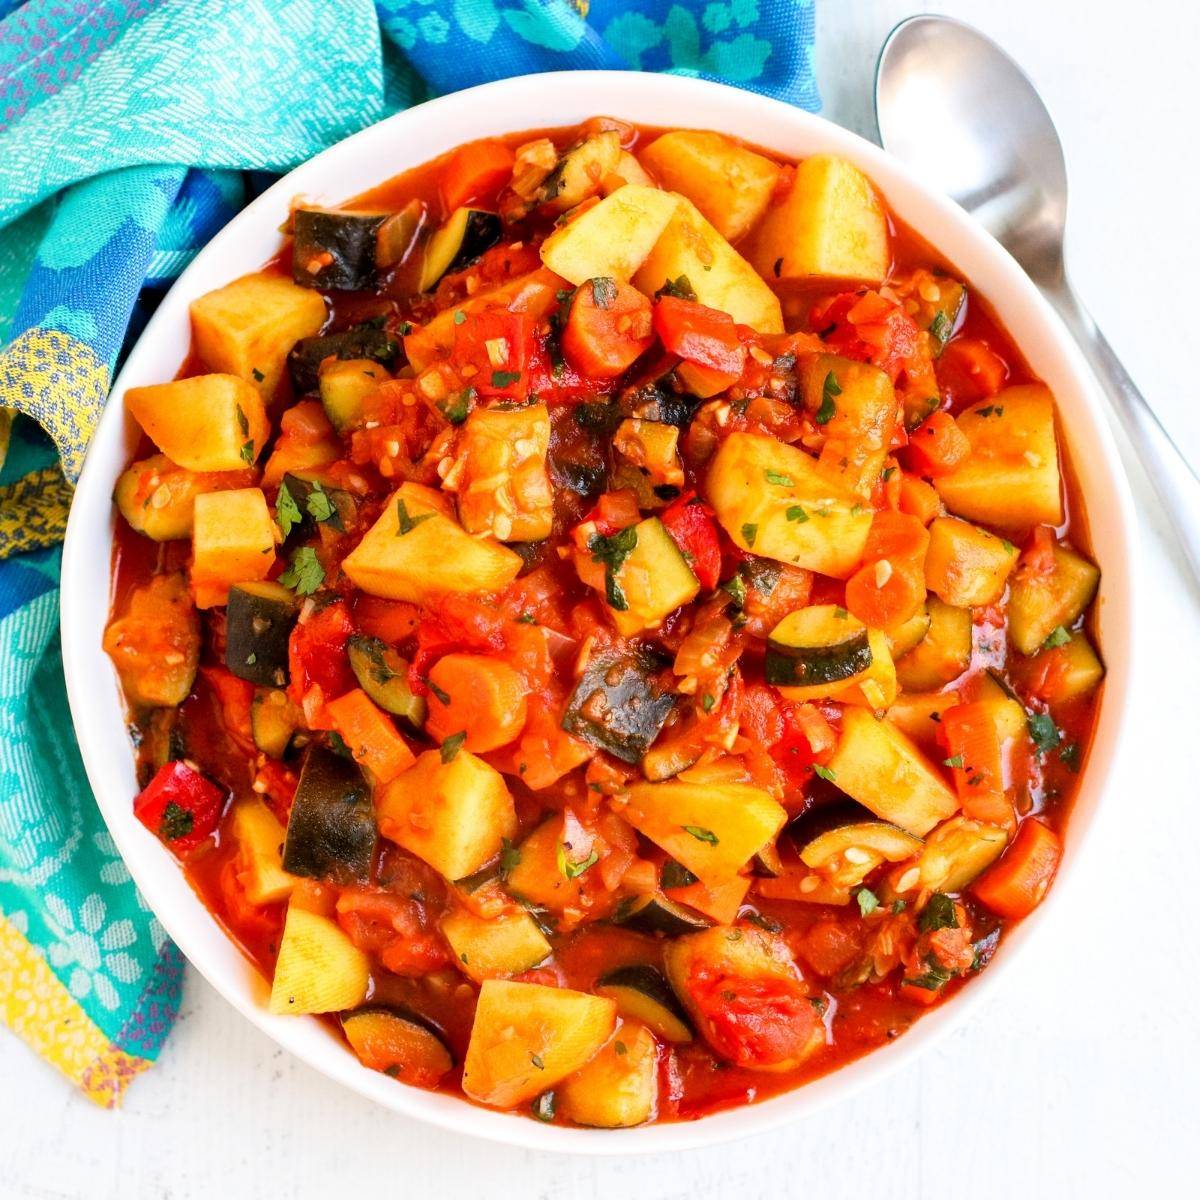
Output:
top-left (875, 14), bottom-right (1200, 581)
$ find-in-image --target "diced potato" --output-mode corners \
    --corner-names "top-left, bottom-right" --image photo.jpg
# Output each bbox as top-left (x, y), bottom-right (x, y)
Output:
top-left (1025, 631), bottom-right (1105, 703)
top-left (191, 271), bottom-right (327, 398)
top-left (540, 185), bottom-right (679, 285)
top-left (935, 386), bottom-right (1063, 529)
top-left (231, 799), bottom-right (296, 905)
top-left (102, 572), bottom-right (200, 708)
top-left (462, 980), bottom-right (617, 1108)
top-left (925, 516), bottom-right (1019, 607)
top-left (405, 268), bottom-right (564, 372)
top-left (825, 706), bottom-right (960, 836)
top-left (268, 905), bottom-right (369, 1015)
top-left (633, 195), bottom-right (783, 332)
top-left (799, 354), bottom-right (897, 496)
top-left (126, 374), bottom-right (268, 473)
top-left (559, 1022), bottom-right (658, 1128)
top-left (376, 748), bottom-right (517, 881)
top-left (451, 403), bottom-right (553, 541)
top-left (916, 816), bottom-right (1009, 893)
top-left (886, 690), bottom-right (962, 753)
top-left (342, 481), bottom-right (522, 603)
top-left (638, 131), bottom-right (780, 243)
top-left (190, 487), bottom-right (275, 609)
top-left (1008, 542), bottom-right (1100, 655)
top-left (894, 598), bottom-right (972, 691)
top-left (541, 131), bottom-right (622, 212)
top-left (622, 779), bottom-right (787, 886)
top-left (114, 454), bottom-right (252, 541)
top-left (607, 151), bottom-right (655, 191)
top-left (776, 626), bottom-right (897, 710)
top-left (746, 153), bottom-right (890, 284)
top-left (705, 432), bottom-right (872, 578)
top-left (440, 906), bottom-right (551, 984)
top-left (612, 418), bottom-right (685, 502)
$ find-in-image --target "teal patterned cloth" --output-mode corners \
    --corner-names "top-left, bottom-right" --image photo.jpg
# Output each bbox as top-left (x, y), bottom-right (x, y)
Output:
top-left (0, 0), bottom-right (818, 1104)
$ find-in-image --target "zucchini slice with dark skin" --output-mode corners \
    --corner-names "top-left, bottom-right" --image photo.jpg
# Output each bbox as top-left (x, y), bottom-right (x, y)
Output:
top-left (752, 841), bottom-right (785, 878)
top-left (612, 893), bottom-right (713, 937)
top-left (765, 606), bottom-right (874, 688)
top-left (595, 964), bottom-right (694, 1043)
top-left (251, 688), bottom-right (301, 759)
top-left (341, 1006), bottom-right (454, 1087)
top-left (346, 635), bottom-right (426, 731)
top-left (620, 384), bottom-right (696, 428)
top-left (561, 647), bottom-right (676, 765)
top-left (287, 322), bottom-right (402, 396)
top-left (225, 582), bottom-right (297, 688)
top-left (282, 745), bottom-right (377, 884)
top-left (279, 472), bottom-right (356, 545)
top-left (660, 859), bottom-right (699, 890)
top-left (418, 208), bottom-right (503, 292)
top-left (292, 208), bottom-right (388, 291)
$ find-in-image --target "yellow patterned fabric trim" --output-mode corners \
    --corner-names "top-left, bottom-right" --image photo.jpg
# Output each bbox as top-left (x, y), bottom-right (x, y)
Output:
top-left (0, 913), bottom-right (151, 1108)
top-left (0, 327), bottom-right (109, 484)
top-left (0, 464), bottom-right (73, 557)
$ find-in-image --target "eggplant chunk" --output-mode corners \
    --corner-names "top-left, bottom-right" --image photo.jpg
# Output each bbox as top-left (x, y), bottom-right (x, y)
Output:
top-left (293, 208), bottom-right (388, 291)
top-left (225, 581), bottom-right (297, 687)
top-left (282, 745), bottom-right (377, 884)
top-left (288, 322), bottom-right (402, 396)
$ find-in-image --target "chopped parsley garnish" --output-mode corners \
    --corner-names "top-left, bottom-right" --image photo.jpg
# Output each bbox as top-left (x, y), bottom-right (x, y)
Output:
top-left (1001, 538), bottom-right (1016, 554)
top-left (532, 1092), bottom-right (556, 1122)
top-left (327, 730), bottom-right (352, 758)
top-left (395, 498), bottom-right (435, 536)
top-left (856, 887), bottom-right (880, 918)
top-left (304, 480), bottom-right (336, 524)
top-left (772, 256), bottom-right (784, 278)
top-left (683, 825), bottom-right (719, 845)
top-left (812, 764), bottom-right (836, 782)
top-left (723, 574), bottom-right (747, 608)
top-left (424, 677), bottom-right (451, 706)
top-left (656, 275), bottom-right (696, 301)
top-left (928, 310), bottom-right (951, 346)
top-left (440, 731), bottom-right (467, 763)
top-left (235, 404), bottom-right (250, 437)
top-left (499, 838), bottom-right (521, 879)
top-left (892, 899), bottom-right (907, 914)
top-left (816, 371), bottom-right (840, 425)
top-left (590, 276), bottom-right (617, 309)
top-left (741, 522), bottom-right (758, 547)
top-left (765, 469), bottom-right (793, 486)
top-left (882, 465), bottom-right (897, 481)
top-left (834, 606), bottom-right (849, 619)
top-left (453, 309), bottom-right (467, 325)
top-left (786, 505), bottom-right (809, 523)
top-left (943, 754), bottom-right (965, 769)
top-left (904, 962), bottom-right (953, 991)
top-left (589, 525), bottom-right (639, 612)
top-left (1043, 625), bottom-right (1072, 649)
top-left (276, 480), bottom-right (303, 538)
top-left (556, 841), bottom-right (598, 880)
top-left (279, 546), bottom-right (324, 595)
top-left (614, 1040), bottom-right (628, 1056)
top-left (1059, 742), bottom-right (1081, 772)
top-left (240, 439), bottom-right (255, 465)
top-left (701, 693), bottom-right (716, 714)
top-left (918, 892), bottom-right (959, 933)
top-left (159, 801), bottom-right (194, 843)
top-left (251, 368), bottom-right (265, 383)
top-left (491, 370), bottom-right (522, 389)
top-left (440, 388), bottom-right (473, 425)
top-left (1028, 711), bottom-right (1060, 755)
top-left (745, 911), bottom-right (783, 933)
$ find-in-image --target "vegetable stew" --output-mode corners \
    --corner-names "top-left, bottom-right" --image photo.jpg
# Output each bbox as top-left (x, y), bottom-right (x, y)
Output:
top-left (105, 118), bottom-right (1103, 1128)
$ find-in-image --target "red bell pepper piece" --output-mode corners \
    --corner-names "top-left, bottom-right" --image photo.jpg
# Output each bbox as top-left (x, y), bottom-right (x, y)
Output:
top-left (453, 309), bottom-right (531, 399)
top-left (134, 761), bottom-right (225, 856)
top-left (653, 295), bottom-right (746, 384)
top-left (660, 492), bottom-right (721, 590)
top-left (287, 599), bottom-right (355, 724)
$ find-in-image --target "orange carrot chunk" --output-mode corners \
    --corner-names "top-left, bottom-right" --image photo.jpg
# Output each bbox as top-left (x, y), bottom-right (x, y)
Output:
top-left (326, 688), bottom-right (416, 784)
top-left (439, 138), bottom-right (516, 212)
top-left (938, 701), bottom-right (1010, 827)
top-left (972, 818), bottom-right (1061, 918)
top-left (425, 653), bottom-right (529, 752)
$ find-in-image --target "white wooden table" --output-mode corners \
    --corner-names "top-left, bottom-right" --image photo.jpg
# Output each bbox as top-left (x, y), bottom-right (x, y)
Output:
top-left (4, 2), bottom-right (1199, 1195)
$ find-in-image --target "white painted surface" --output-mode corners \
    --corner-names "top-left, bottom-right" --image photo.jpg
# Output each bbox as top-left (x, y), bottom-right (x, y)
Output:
top-left (4, 1), bottom-right (1198, 1194)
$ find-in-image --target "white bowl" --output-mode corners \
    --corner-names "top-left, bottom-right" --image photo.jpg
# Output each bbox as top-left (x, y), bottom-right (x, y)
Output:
top-left (61, 70), bottom-right (1137, 1154)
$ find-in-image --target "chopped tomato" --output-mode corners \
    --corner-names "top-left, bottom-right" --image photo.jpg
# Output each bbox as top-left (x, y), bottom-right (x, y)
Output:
top-left (660, 493), bottom-right (722, 590)
top-left (439, 138), bottom-right (515, 212)
top-left (562, 278), bottom-right (653, 378)
top-left (199, 665), bottom-right (255, 755)
top-left (810, 290), bottom-right (921, 381)
top-left (287, 600), bottom-right (355, 724)
top-left (903, 410), bottom-right (971, 476)
top-left (353, 596), bottom-right (420, 645)
top-left (134, 761), bottom-right (225, 856)
top-left (937, 337), bottom-right (1008, 405)
top-left (938, 701), bottom-right (1011, 826)
top-left (220, 859), bottom-right (282, 938)
top-left (653, 295), bottom-right (746, 384)
top-left (452, 309), bottom-right (532, 399)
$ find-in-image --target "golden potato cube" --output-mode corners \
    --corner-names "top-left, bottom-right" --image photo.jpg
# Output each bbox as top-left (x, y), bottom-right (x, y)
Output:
top-left (190, 487), bottom-right (276, 608)
top-left (925, 516), bottom-right (1019, 607)
top-left (746, 153), bottom-right (890, 284)
top-left (191, 271), bottom-right (327, 398)
top-left (269, 906), bottom-right (369, 1015)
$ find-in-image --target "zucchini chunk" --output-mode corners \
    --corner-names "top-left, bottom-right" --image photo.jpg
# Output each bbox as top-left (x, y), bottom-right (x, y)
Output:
top-left (440, 906), bottom-right (551, 984)
top-left (539, 131), bottom-right (622, 212)
top-left (924, 516), bottom-right (1019, 607)
top-left (189, 487), bottom-right (276, 610)
top-left (250, 687), bottom-right (301, 759)
top-left (230, 798), bottom-right (296, 905)
top-left (114, 454), bottom-right (249, 542)
top-left (887, 604), bottom-right (933, 659)
top-left (318, 357), bottom-right (392, 433)
top-left (745, 153), bottom-right (890, 285)
top-left (894, 598), bottom-right (972, 691)
top-left (559, 1022), bottom-right (658, 1128)
top-left (282, 745), bottom-right (376, 884)
top-left (611, 418), bottom-right (685, 508)
top-left (706, 432), bottom-right (873, 579)
top-left (824, 707), bottom-right (960, 836)
top-left (562, 647), bottom-right (676, 765)
top-left (125, 373), bottom-right (268, 473)
top-left (664, 926), bottom-right (824, 1072)
top-left (278, 472), bottom-right (356, 545)
top-left (288, 322), bottom-right (402, 396)
top-left (602, 516), bottom-right (700, 637)
top-left (1008, 541), bottom-right (1100, 655)
top-left (418, 208), bottom-right (503, 292)
top-left (638, 130), bottom-right (780, 242)
top-left (633, 195), bottom-right (784, 333)
top-left (622, 779), bottom-right (787, 886)
top-left (916, 815), bottom-right (1008, 893)
top-left (342, 482), bottom-right (522, 603)
top-left (268, 904), bottom-right (369, 1015)
top-left (612, 893), bottom-right (713, 937)
top-left (346, 635), bottom-right (426, 730)
top-left (341, 1006), bottom-right (454, 1088)
top-left (1023, 631), bottom-right (1105, 703)
top-left (376, 748), bottom-right (517, 882)
top-left (794, 806), bottom-right (923, 894)
top-left (540, 184), bottom-right (680, 285)
top-left (595, 965), bottom-right (693, 1042)
top-left (224, 581), bottom-right (297, 687)
top-left (934, 386), bottom-right (1063, 530)
top-left (190, 271), bottom-right (327, 398)
top-left (292, 208), bottom-right (388, 291)
top-left (462, 980), bottom-right (617, 1108)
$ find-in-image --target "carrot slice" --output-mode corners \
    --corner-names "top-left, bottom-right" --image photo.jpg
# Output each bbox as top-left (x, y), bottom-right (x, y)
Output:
top-left (562, 278), bottom-right (653, 378)
top-left (425, 653), bottom-right (529, 752)
top-left (938, 701), bottom-right (1010, 826)
top-left (972, 818), bottom-right (1061, 917)
top-left (326, 689), bottom-right (416, 784)
top-left (439, 138), bottom-right (515, 212)
top-left (897, 473), bottom-right (942, 525)
top-left (904, 410), bottom-right (971, 477)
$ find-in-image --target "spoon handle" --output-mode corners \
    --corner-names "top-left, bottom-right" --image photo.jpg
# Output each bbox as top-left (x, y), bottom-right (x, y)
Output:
top-left (1044, 278), bottom-right (1200, 584)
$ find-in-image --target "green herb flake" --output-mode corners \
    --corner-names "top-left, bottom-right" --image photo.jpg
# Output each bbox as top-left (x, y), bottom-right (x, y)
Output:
top-left (589, 525), bottom-right (639, 612)
top-left (683, 825), bottom-right (719, 845)
top-left (1002, 539), bottom-right (1016, 555)
top-left (786, 505), bottom-right (809, 524)
top-left (812, 764), bottom-right (836, 782)
top-left (396, 498), bottom-right (435, 536)
top-left (918, 892), bottom-right (959, 933)
top-left (943, 754), bottom-right (965, 769)
top-left (764, 469), bottom-right (794, 487)
top-left (276, 480), bottom-right (303, 538)
top-left (745, 911), bottom-right (783, 933)
top-left (1043, 625), bottom-right (1072, 649)
top-left (590, 276), bottom-right (618, 309)
top-left (491, 369), bottom-right (522, 389)
top-left (440, 389), bottom-right (473, 425)
top-left (1059, 742), bottom-right (1081, 772)
top-left (530, 1053), bottom-right (545, 1070)
top-left (816, 371), bottom-right (841, 425)
top-left (556, 840), bottom-right (599, 880)
top-left (235, 404), bottom-right (250, 437)
top-left (928, 310), bottom-right (951, 346)
top-left (1028, 711), bottom-right (1060, 755)
top-left (159, 801), bottom-right (195, 843)
top-left (499, 838), bottom-right (521, 879)
top-left (532, 1092), bottom-right (556, 1122)
top-left (614, 1040), bottom-right (628, 1056)
top-left (327, 730), bottom-right (352, 758)
top-left (656, 275), bottom-right (696, 301)
top-left (882, 466), bottom-right (897, 481)
top-left (701, 693), bottom-right (716, 714)
top-left (440, 731), bottom-right (467, 763)
top-left (856, 887), bottom-right (880, 918)
top-left (892, 899), bottom-right (907, 914)
top-left (304, 480), bottom-right (336, 524)
top-left (834, 606), bottom-right (848, 619)
top-left (723, 574), bottom-right (747, 608)
top-left (240, 438), bottom-right (255, 465)
top-left (741, 522), bottom-right (758, 548)
top-left (904, 962), bottom-right (953, 991)
top-left (453, 309), bottom-right (467, 325)
top-left (424, 677), bottom-right (451, 706)
top-left (279, 546), bottom-right (324, 596)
